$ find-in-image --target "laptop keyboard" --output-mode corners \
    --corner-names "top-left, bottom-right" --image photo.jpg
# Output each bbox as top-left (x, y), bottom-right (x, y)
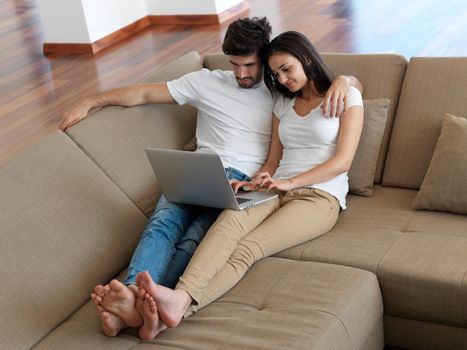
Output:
top-left (236, 197), bottom-right (251, 204)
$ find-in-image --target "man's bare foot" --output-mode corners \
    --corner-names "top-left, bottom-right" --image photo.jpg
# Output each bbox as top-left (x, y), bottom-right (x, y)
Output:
top-left (135, 288), bottom-right (167, 340)
top-left (136, 271), bottom-right (191, 328)
top-left (91, 288), bottom-right (127, 336)
top-left (100, 280), bottom-right (142, 328)
top-left (92, 284), bottom-right (106, 304)
top-left (95, 304), bottom-right (127, 336)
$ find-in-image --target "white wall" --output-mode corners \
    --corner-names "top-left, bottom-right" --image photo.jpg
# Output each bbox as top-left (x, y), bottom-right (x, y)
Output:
top-left (37, 0), bottom-right (244, 44)
top-left (214, 0), bottom-right (244, 14)
top-left (145, 0), bottom-right (244, 15)
top-left (81, 0), bottom-right (147, 43)
top-left (145, 0), bottom-right (216, 15)
top-left (36, 0), bottom-right (90, 43)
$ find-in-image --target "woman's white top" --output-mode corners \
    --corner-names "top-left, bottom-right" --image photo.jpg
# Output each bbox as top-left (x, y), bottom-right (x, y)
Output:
top-left (273, 86), bottom-right (363, 209)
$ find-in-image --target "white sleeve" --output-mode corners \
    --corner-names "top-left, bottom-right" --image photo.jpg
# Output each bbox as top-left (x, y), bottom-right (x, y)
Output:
top-left (166, 69), bottom-right (208, 105)
top-left (347, 86), bottom-right (363, 108)
top-left (273, 95), bottom-right (294, 119)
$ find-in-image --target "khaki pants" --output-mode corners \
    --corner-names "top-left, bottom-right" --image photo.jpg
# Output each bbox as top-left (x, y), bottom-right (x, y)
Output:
top-left (176, 188), bottom-right (340, 316)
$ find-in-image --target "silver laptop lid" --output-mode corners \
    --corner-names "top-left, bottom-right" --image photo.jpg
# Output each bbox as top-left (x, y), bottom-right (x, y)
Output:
top-left (145, 148), bottom-right (244, 209)
top-left (145, 148), bottom-right (277, 210)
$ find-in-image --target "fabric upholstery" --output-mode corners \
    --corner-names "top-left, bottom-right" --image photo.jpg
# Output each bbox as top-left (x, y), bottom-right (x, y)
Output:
top-left (413, 113), bottom-right (467, 214)
top-left (35, 258), bottom-right (383, 350)
top-left (203, 53), bottom-right (407, 185)
top-left (67, 52), bottom-right (203, 216)
top-left (385, 316), bottom-right (467, 350)
top-left (383, 57), bottom-right (467, 189)
top-left (349, 98), bottom-right (390, 196)
top-left (0, 131), bottom-right (148, 350)
top-left (276, 185), bottom-right (467, 330)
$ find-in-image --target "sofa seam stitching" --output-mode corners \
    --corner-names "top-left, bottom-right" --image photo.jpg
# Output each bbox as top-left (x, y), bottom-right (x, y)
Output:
top-left (64, 131), bottom-right (148, 218)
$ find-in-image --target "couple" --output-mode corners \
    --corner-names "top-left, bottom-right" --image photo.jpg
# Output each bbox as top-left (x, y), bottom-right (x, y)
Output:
top-left (60, 17), bottom-right (364, 340)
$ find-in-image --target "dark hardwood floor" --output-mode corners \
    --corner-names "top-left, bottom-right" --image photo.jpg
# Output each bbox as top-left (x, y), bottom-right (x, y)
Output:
top-left (1, 0), bottom-right (467, 164)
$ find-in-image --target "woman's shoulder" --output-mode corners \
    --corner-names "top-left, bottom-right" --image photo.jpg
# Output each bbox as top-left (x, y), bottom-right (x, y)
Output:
top-left (347, 86), bottom-right (363, 108)
top-left (273, 94), bottom-right (295, 119)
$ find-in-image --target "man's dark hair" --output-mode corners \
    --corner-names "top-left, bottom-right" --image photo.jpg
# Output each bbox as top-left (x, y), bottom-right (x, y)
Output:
top-left (263, 31), bottom-right (334, 99)
top-left (222, 17), bottom-right (272, 56)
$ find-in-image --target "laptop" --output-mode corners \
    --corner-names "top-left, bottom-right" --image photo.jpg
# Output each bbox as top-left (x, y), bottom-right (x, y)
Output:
top-left (145, 148), bottom-right (278, 210)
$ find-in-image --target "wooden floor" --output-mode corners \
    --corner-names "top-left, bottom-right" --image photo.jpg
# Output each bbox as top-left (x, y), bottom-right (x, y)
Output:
top-left (2, 0), bottom-right (467, 164)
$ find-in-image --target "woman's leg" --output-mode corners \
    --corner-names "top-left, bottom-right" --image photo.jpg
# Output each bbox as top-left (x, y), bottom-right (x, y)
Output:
top-left (188, 188), bottom-right (339, 315)
top-left (176, 197), bottom-right (280, 303)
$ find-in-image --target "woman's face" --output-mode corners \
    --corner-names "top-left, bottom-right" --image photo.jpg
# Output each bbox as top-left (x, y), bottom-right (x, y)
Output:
top-left (268, 52), bottom-right (308, 92)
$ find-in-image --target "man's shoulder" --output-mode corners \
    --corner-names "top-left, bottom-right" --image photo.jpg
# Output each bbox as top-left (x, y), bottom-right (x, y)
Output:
top-left (198, 68), bottom-right (234, 80)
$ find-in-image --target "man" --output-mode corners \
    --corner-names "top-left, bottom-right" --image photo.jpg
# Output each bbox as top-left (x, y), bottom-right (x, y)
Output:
top-left (59, 17), bottom-right (362, 338)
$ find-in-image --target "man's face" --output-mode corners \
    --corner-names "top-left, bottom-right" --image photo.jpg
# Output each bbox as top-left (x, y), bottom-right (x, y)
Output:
top-left (228, 54), bottom-right (263, 88)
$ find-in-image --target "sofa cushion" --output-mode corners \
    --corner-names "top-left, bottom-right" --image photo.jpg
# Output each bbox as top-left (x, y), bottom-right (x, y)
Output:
top-left (204, 53), bottom-right (407, 185)
top-left (67, 52), bottom-right (203, 216)
top-left (384, 316), bottom-right (467, 350)
top-left (0, 131), bottom-right (148, 350)
top-left (413, 113), bottom-right (467, 214)
top-left (378, 230), bottom-right (467, 328)
top-left (383, 57), bottom-right (467, 189)
top-left (349, 98), bottom-right (390, 196)
top-left (33, 258), bottom-right (383, 350)
top-left (276, 185), bottom-right (467, 330)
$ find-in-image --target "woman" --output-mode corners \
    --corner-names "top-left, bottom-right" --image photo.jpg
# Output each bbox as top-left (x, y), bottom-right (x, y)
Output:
top-left (134, 31), bottom-right (364, 339)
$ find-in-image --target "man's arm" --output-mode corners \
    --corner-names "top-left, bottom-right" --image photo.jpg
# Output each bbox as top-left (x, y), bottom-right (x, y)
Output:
top-left (322, 75), bottom-right (363, 118)
top-left (59, 82), bottom-right (175, 131)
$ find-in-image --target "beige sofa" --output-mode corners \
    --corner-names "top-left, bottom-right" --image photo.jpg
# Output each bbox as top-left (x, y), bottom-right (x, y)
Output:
top-left (1, 51), bottom-right (467, 350)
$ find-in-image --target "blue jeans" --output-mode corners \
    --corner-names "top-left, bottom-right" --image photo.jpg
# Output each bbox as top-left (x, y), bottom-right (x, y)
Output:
top-left (124, 167), bottom-right (249, 289)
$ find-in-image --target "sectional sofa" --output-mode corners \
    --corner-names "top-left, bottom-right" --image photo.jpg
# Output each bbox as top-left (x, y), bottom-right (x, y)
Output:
top-left (1, 51), bottom-right (466, 350)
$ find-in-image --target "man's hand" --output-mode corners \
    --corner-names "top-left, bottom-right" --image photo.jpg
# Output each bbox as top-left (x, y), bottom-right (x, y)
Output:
top-left (322, 75), bottom-right (350, 118)
top-left (59, 98), bottom-right (98, 131)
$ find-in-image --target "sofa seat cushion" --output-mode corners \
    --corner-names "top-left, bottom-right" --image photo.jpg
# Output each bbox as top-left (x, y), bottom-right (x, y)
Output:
top-left (276, 185), bottom-right (467, 329)
top-left (34, 258), bottom-right (383, 350)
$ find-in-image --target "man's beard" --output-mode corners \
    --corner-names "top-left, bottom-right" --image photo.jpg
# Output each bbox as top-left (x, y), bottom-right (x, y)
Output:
top-left (236, 76), bottom-right (256, 88)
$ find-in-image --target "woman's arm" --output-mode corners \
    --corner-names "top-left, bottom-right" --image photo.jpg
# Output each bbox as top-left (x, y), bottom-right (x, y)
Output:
top-left (256, 115), bottom-right (282, 176)
top-left (262, 105), bottom-right (364, 192)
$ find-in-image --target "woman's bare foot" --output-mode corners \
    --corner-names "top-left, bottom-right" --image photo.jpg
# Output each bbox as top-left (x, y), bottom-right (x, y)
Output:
top-left (135, 288), bottom-right (168, 340)
top-left (136, 271), bottom-right (192, 328)
top-left (100, 280), bottom-right (142, 328)
top-left (91, 287), bottom-right (127, 336)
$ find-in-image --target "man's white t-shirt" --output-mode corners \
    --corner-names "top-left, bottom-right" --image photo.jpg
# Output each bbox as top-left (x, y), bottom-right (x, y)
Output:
top-left (273, 86), bottom-right (363, 209)
top-left (167, 69), bottom-right (274, 177)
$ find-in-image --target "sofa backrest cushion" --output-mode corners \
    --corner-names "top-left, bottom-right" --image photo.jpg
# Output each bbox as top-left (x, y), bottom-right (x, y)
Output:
top-left (0, 131), bottom-right (148, 350)
top-left (383, 57), bottom-right (467, 189)
top-left (204, 52), bottom-right (407, 185)
top-left (67, 51), bottom-right (203, 216)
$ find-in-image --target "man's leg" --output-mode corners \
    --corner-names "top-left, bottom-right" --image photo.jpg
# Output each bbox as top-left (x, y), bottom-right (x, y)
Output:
top-left (94, 195), bottom-right (198, 335)
top-left (161, 207), bottom-right (221, 289)
top-left (124, 195), bottom-right (199, 285)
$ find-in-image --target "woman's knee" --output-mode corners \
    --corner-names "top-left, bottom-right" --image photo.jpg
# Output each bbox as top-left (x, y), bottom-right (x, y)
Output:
top-left (228, 240), bottom-right (264, 272)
